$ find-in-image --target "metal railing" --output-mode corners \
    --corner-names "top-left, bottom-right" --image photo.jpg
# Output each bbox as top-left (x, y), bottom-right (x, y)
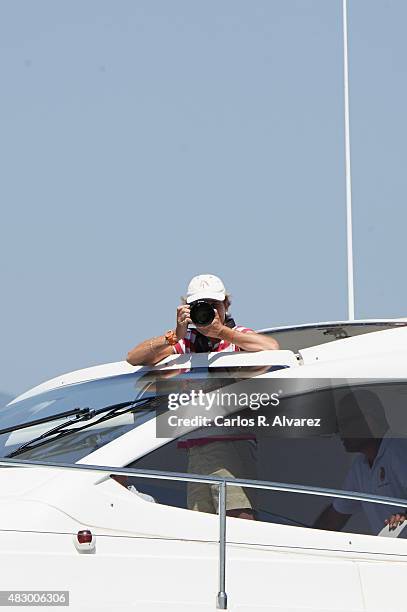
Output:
top-left (1, 457), bottom-right (407, 610)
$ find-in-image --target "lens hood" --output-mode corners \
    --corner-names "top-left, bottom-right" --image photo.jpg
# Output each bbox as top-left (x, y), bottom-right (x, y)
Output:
top-left (190, 301), bottom-right (215, 326)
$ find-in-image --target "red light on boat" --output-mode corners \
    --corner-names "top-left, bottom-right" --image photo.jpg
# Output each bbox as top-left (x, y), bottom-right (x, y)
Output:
top-left (77, 530), bottom-right (92, 544)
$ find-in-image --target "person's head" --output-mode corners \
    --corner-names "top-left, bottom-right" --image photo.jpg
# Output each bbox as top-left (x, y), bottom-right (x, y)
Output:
top-left (183, 274), bottom-right (231, 324)
top-left (337, 390), bottom-right (389, 453)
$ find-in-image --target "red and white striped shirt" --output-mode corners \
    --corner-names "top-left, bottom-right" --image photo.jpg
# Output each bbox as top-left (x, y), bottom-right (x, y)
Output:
top-left (173, 325), bottom-right (253, 355)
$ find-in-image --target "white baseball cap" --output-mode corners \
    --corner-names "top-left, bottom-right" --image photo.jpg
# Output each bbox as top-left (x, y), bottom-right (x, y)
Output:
top-left (186, 274), bottom-right (226, 304)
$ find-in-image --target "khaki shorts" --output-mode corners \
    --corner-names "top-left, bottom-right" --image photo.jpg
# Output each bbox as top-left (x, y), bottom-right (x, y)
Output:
top-left (187, 440), bottom-right (257, 514)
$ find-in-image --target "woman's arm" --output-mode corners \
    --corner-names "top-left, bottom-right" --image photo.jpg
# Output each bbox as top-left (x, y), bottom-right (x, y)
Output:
top-left (195, 310), bottom-right (279, 352)
top-left (126, 335), bottom-right (174, 366)
top-left (126, 304), bottom-right (192, 366)
top-left (219, 328), bottom-right (279, 351)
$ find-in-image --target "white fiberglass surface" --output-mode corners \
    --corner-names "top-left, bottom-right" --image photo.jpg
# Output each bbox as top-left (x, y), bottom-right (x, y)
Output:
top-left (2, 365), bottom-right (407, 546)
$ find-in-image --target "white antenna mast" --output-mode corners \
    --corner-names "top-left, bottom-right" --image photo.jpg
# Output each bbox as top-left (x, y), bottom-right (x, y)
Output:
top-left (342, 0), bottom-right (355, 321)
top-left (342, 0), bottom-right (355, 320)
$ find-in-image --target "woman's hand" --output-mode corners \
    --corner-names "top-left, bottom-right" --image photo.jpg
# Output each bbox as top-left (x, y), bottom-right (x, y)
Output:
top-left (176, 304), bottom-right (191, 339)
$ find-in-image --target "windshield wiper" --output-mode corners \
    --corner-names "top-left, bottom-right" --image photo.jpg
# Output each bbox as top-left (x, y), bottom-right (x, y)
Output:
top-left (0, 407), bottom-right (93, 436)
top-left (6, 397), bottom-right (157, 458)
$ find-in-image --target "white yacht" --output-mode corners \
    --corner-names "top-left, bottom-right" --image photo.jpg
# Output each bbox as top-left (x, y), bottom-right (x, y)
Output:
top-left (1, 319), bottom-right (407, 611)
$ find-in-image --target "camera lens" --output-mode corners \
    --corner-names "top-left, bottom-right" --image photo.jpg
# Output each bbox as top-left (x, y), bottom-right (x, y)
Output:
top-left (190, 301), bottom-right (215, 326)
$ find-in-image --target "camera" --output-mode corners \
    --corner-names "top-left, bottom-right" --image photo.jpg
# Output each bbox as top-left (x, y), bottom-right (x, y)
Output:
top-left (189, 300), bottom-right (215, 326)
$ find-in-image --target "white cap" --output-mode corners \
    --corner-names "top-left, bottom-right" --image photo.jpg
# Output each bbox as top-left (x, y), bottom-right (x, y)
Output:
top-left (186, 274), bottom-right (226, 304)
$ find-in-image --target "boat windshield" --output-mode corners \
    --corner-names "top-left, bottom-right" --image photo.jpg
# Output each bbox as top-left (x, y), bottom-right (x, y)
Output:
top-left (0, 364), bottom-right (276, 463)
top-left (262, 321), bottom-right (407, 353)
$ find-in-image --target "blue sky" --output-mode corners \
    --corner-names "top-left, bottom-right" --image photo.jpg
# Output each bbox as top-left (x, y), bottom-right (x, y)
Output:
top-left (1, 0), bottom-right (407, 398)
